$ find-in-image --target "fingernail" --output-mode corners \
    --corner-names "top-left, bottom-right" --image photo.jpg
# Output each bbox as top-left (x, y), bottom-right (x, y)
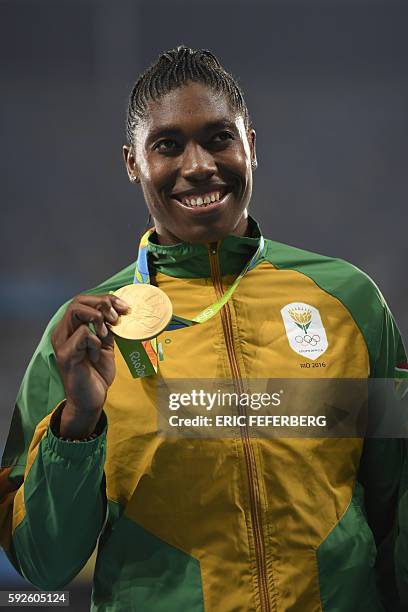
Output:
top-left (109, 307), bottom-right (119, 322)
top-left (115, 297), bottom-right (130, 310)
top-left (101, 323), bottom-right (108, 337)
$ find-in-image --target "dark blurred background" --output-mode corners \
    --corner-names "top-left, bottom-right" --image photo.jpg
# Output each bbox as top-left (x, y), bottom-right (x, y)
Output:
top-left (1, 0), bottom-right (407, 608)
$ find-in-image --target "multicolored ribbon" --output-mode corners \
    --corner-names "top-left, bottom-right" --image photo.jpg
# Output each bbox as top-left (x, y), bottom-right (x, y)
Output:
top-left (134, 228), bottom-right (266, 332)
top-left (118, 227), bottom-right (266, 377)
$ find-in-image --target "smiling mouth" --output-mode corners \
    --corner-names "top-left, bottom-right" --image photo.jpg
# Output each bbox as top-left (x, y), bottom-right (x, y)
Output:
top-left (172, 186), bottom-right (231, 209)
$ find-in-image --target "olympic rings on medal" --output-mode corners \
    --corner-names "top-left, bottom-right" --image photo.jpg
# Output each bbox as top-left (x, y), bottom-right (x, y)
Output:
top-left (295, 334), bottom-right (320, 346)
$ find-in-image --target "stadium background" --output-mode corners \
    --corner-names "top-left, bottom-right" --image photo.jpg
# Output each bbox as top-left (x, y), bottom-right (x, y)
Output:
top-left (1, 0), bottom-right (407, 609)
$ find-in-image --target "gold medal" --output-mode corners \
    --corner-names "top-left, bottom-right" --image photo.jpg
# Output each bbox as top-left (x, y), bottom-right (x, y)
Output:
top-left (109, 284), bottom-right (173, 341)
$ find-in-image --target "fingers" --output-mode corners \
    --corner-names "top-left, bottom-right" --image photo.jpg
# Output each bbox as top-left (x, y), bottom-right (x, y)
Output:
top-left (52, 294), bottom-right (129, 348)
top-left (56, 325), bottom-right (101, 368)
top-left (100, 327), bottom-right (115, 351)
top-left (86, 331), bottom-right (103, 364)
top-left (50, 294), bottom-right (125, 412)
top-left (56, 326), bottom-right (114, 368)
top-left (73, 304), bottom-right (109, 340)
top-left (78, 294), bottom-right (129, 314)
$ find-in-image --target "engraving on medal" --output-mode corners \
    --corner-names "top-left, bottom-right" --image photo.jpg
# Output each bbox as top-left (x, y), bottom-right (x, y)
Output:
top-left (109, 284), bottom-right (173, 340)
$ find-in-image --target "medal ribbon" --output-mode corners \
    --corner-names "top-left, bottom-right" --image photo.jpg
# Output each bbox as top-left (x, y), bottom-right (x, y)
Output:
top-left (118, 227), bottom-right (266, 376)
top-left (133, 227), bottom-right (266, 331)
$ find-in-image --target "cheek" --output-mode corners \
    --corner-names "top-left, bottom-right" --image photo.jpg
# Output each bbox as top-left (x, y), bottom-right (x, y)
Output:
top-left (230, 153), bottom-right (252, 191)
top-left (138, 152), bottom-right (160, 180)
top-left (143, 159), bottom-right (175, 193)
top-left (227, 144), bottom-right (251, 172)
top-left (140, 164), bottom-right (158, 185)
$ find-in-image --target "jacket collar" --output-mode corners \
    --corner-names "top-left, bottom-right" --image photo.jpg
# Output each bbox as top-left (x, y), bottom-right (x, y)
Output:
top-left (146, 216), bottom-right (263, 278)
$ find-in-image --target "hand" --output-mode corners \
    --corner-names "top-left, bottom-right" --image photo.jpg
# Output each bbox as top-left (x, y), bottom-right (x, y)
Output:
top-left (51, 294), bottom-right (129, 437)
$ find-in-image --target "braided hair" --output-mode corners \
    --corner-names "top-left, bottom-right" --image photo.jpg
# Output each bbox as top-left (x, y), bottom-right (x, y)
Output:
top-left (126, 45), bottom-right (251, 147)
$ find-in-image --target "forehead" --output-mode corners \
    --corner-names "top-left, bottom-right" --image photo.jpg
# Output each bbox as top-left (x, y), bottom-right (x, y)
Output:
top-left (139, 81), bottom-right (243, 138)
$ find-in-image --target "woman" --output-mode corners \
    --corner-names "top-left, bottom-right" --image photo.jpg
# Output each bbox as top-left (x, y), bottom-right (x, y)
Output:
top-left (1, 45), bottom-right (407, 611)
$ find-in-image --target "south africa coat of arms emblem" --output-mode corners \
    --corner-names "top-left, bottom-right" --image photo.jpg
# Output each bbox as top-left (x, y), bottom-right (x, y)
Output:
top-left (280, 302), bottom-right (328, 360)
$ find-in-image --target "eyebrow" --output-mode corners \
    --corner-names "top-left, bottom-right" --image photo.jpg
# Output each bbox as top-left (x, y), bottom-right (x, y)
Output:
top-left (146, 119), bottom-right (239, 144)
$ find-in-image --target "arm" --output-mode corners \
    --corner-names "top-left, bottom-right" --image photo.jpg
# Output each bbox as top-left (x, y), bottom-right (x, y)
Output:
top-left (9, 403), bottom-right (108, 590)
top-left (1, 293), bottom-right (129, 589)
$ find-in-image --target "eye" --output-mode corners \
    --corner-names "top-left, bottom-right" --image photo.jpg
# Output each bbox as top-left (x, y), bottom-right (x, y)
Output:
top-left (212, 131), bottom-right (234, 143)
top-left (154, 139), bottom-right (179, 152)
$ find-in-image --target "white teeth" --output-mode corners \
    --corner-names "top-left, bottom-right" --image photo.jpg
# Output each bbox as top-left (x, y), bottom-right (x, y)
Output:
top-left (181, 189), bottom-right (226, 207)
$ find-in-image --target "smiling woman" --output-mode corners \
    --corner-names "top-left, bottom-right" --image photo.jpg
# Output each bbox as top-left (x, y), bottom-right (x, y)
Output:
top-left (1, 45), bottom-right (408, 612)
top-left (123, 48), bottom-right (257, 245)
top-left (125, 82), bottom-right (254, 243)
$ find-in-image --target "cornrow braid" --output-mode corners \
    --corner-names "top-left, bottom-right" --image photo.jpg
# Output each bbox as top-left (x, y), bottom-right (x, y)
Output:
top-left (126, 45), bottom-right (251, 146)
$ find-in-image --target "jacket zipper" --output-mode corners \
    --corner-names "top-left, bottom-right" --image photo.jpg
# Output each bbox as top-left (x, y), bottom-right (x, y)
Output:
top-left (208, 243), bottom-right (271, 612)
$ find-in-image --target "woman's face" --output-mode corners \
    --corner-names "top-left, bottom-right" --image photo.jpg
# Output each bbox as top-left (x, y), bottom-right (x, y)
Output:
top-left (123, 81), bottom-right (257, 245)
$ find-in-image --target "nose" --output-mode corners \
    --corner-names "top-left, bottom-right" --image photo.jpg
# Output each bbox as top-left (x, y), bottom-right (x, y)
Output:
top-left (180, 142), bottom-right (217, 182)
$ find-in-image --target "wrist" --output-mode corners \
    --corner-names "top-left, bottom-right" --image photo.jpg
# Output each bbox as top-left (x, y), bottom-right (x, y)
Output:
top-left (59, 401), bottom-right (102, 439)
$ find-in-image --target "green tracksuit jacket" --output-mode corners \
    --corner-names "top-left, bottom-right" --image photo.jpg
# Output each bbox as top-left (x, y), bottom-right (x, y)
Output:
top-left (1, 217), bottom-right (408, 611)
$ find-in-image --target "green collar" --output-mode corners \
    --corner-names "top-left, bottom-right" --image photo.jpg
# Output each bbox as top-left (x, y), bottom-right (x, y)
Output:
top-left (147, 216), bottom-right (263, 278)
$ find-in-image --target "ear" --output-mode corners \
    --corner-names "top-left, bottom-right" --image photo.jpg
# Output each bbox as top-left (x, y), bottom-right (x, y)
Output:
top-left (122, 145), bottom-right (140, 183)
top-left (247, 129), bottom-right (257, 171)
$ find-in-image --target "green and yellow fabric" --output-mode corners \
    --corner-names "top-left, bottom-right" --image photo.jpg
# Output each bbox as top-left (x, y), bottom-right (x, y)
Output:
top-left (1, 217), bottom-right (407, 611)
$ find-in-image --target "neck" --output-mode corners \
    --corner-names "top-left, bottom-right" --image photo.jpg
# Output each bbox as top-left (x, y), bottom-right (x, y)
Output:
top-left (145, 215), bottom-right (263, 279)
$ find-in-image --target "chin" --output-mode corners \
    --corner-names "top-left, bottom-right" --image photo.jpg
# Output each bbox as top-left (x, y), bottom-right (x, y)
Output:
top-left (155, 203), bottom-right (248, 245)
top-left (177, 220), bottom-right (238, 245)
